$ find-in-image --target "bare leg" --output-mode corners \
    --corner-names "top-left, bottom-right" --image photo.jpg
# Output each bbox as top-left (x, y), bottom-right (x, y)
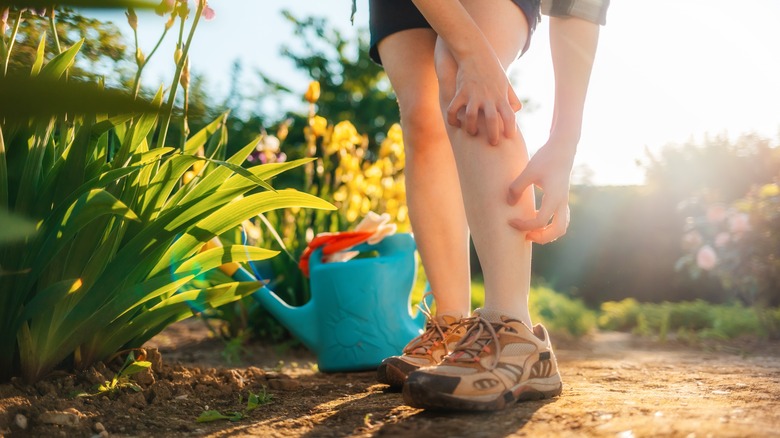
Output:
top-left (378, 29), bottom-right (471, 317)
top-left (434, 0), bottom-right (535, 326)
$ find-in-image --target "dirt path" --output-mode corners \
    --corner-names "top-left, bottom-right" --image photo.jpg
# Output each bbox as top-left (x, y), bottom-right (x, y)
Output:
top-left (2, 322), bottom-right (779, 437)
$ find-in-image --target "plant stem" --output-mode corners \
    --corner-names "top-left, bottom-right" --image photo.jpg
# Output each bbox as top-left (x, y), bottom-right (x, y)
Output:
top-left (3, 10), bottom-right (22, 77)
top-left (133, 26), bottom-right (170, 98)
top-left (156, 1), bottom-right (203, 150)
top-left (48, 9), bottom-right (61, 54)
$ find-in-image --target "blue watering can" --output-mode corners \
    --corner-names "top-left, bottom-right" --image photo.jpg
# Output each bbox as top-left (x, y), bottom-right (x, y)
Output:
top-left (252, 233), bottom-right (427, 372)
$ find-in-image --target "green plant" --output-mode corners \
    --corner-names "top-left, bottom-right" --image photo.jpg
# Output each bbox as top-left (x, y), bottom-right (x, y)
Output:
top-left (530, 286), bottom-right (597, 338)
top-left (77, 350), bottom-right (151, 397)
top-left (0, 1), bottom-right (335, 383)
top-left (196, 388), bottom-right (272, 423)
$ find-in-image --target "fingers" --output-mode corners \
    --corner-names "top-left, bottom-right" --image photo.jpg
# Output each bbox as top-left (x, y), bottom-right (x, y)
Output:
top-left (464, 101), bottom-right (480, 136)
top-left (526, 204), bottom-right (570, 244)
top-left (509, 197), bottom-right (556, 232)
top-left (507, 169), bottom-right (533, 205)
top-left (447, 94), bottom-right (465, 128)
top-left (498, 101), bottom-right (517, 139)
top-left (508, 87), bottom-right (523, 112)
top-left (484, 105), bottom-right (500, 146)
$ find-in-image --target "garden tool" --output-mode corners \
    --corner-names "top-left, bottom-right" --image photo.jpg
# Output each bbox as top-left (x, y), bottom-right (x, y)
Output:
top-left (254, 232), bottom-right (426, 372)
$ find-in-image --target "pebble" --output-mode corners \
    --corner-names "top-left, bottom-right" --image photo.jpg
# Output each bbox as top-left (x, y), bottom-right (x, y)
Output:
top-left (40, 410), bottom-right (80, 427)
top-left (14, 413), bottom-right (28, 430)
top-left (94, 422), bottom-right (106, 432)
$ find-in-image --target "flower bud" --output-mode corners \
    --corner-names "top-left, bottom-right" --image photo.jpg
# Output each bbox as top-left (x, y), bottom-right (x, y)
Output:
top-left (180, 57), bottom-right (190, 89)
top-left (155, 0), bottom-right (175, 16)
top-left (304, 81), bottom-right (320, 104)
top-left (125, 8), bottom-right (138, 31)
top-left (202, 1), bottom-right (215, 20)
top-left (276, 118), bottom-right (293, 142)
top-left (1, 8), bottom-right (9, 34)
top-left (135, 48), bottom-right (145, 66)
top-left (174, 46), bottom-right (182, 64)
top-left (165, 14), bottom-right (175, 30)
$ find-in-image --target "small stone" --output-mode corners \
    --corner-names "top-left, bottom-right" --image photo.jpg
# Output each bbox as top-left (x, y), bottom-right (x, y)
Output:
top-left (99, 431), bottom-right (110, 438)
top-left (14, 413), bottom-right (28, 430)
top-left (40, 411), bottom-right (80, 427)
top-left (94, 422), bottom-right (106, 432)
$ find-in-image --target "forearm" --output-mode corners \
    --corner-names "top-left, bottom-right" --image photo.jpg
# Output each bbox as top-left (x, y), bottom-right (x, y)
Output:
top-left (410, 0), bottom-right (495, 64)
top-left (548, 16), bottom-right (600, 146)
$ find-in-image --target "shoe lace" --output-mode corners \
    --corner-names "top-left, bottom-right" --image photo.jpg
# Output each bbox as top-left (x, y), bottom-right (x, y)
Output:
top-left (445, 315), bottom-right (506, 370)
top-left (402, 293), bottom-right (448, 356)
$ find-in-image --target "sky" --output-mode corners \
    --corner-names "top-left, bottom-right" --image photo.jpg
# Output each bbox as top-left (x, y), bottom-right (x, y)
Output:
top-left (105, 0), bottom-right (780, 186)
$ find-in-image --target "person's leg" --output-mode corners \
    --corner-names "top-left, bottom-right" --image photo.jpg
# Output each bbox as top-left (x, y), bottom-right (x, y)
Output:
top-left (378, 29), bottom-right (471, 318)
top-left (374, 28), bottom-right (473, 388)
top-left (433, 0), bottom-right (536, 327)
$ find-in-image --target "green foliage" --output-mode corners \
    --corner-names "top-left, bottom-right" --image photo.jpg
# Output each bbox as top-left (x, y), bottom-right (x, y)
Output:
top-left (471, 279), bottom-right (597, 339)
top-left (598, 299), bottom-right (767, 340)
top-left (77, 351), bottom-right (151, 397)
top-left (0, 9), bottom-right (336, 383)
top-left (531, 286), bottom-right (597, 338)
top-left (196, 388), bottom-right (272, 423)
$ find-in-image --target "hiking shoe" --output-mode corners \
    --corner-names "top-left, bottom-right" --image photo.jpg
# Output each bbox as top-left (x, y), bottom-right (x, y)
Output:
top-left (402, 308), bottom-right (562, 410)
top-left (376, 313), bottom-right (464, 389)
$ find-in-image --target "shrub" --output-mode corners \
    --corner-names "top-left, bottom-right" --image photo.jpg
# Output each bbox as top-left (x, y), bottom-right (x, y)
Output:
top-left (0, 3), bottom-right (334, 382)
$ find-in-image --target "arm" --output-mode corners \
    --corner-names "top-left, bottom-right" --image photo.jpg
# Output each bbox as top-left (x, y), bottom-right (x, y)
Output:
top-left (410, 0), bottom-right (522, 145)
top-left (507, 16), bottom-right (601, 243)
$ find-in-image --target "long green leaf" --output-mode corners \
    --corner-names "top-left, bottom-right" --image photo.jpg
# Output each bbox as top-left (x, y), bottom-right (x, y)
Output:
top-left (124, 282), bottom-right (262, 346)
top-left (183, 112), bottom-right (227, 155)
top-left (31, 33), bottom-right (46, 77)
top-left (173, 245), bottom-right (279, 275)
top-left (38, 39), bottom-right (83, 81)
top-left (167, 139), bottom-right (259, 208)
top-left (152, 190), bottom-right (335, 277)
top-left (21, 189), bottom-right (140, 296)
top-left (113, 87), bottom-right (163, 168)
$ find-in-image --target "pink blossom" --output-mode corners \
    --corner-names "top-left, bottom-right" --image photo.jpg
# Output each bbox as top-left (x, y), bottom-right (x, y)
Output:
top-left (714, 232), bottom-right (730, 248)
top-left (706, 204), bottom-right (727, 223)
top-left (202, 2), bottom-right (216, 20)
top-left (696, 245), bottom-right (718, 271)
top-left (729, 213), bottom-right (750, 235)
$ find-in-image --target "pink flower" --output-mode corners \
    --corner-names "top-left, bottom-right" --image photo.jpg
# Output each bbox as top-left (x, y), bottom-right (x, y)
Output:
top-left (729, 213), bottom-right (750, 235)
top-left (202, 2), bottom-right (215, 20)
top-left (714, 232), bottom-right (730, 248)
top-left (696, 245), bottom-right (718, 271)
top-left (706, 204), bottom-right (727, 223)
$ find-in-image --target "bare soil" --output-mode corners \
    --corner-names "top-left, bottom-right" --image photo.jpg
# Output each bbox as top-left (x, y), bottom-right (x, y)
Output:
top-left (2, 320), bottom-right (780, 437)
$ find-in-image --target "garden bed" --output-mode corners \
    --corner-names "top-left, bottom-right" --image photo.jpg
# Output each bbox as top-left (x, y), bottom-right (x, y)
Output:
top-left (1, 320), bottom-right (779, 437)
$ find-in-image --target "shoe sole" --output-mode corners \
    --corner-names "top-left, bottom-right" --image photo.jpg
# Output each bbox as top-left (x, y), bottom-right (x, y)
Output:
top-left (376, 362), bottom-right (410, 389)
top-left (403, 375), bottom-right (563, 411)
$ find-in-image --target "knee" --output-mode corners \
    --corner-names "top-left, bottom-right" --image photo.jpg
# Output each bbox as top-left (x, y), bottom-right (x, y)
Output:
top-left (398, 97), bottom-right (446, 150)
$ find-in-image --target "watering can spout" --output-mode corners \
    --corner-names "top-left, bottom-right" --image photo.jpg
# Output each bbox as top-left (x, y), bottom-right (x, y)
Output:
top-left (252, 286), bottom-right (318, 350)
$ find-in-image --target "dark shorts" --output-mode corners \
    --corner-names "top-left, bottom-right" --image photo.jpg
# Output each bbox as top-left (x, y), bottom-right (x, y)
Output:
top-left (368, 0), bottom-right (541, 65)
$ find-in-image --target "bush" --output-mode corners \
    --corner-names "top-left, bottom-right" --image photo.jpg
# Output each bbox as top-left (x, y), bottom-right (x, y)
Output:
top-left (598, 298), bottom-right (770, 340)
